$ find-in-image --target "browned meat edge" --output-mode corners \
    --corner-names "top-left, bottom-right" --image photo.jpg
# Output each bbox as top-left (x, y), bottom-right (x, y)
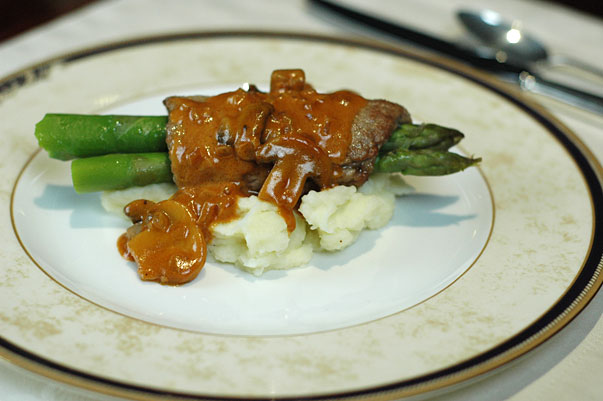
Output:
top-left (163, 96), bottom-right (411, 188)
top-left (338, 99), bottom-right (411, 186)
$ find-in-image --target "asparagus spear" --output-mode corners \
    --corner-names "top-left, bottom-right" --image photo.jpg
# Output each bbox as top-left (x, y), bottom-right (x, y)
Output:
top-left (379, 123), bottom-right (464, 152)
top-left (35, 114), bottom-right (466, 160)
top-left (70, 149), bottom-right (479, 192)
top-left (374, 149), bottom-right (481, 176)
top-left (71, 153), bottom-right (172, 193)
top-left (35, 114), bottom-right (168, 160)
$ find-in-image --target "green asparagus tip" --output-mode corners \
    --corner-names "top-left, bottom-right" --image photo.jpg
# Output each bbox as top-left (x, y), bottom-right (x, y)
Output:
top-left (374, 149), bottom-right (481, 176)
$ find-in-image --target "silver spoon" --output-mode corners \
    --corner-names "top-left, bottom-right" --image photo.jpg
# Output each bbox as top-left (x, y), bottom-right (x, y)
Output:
top-left (457, 9), bottom-right (603, 80)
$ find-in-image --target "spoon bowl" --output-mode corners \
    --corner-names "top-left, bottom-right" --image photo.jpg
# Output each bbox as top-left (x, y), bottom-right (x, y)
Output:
top-left (457, 9), bottom-right (603, 80)
top-left (458, 9), bottom-right (547, 64)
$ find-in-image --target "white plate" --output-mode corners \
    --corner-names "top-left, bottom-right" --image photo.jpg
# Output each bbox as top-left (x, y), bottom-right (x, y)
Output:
top-left (2, 33), bottom-right (602, 400)
top-left (13, 84), bottom-right (492, 337)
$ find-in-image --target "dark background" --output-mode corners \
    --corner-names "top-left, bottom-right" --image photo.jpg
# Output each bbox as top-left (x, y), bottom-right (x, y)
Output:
top-left (0, 0), bottom-right (601, 42)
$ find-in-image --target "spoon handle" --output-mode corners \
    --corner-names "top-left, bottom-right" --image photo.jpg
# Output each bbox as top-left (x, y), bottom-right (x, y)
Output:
top-left (519, 72), bottom-right (603, 115)
top-left (548, 55), bottom-right (603, 82)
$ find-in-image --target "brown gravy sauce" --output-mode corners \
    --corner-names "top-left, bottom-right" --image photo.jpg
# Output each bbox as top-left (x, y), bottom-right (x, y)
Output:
top-left (119, 69), bottom-right (367, 284)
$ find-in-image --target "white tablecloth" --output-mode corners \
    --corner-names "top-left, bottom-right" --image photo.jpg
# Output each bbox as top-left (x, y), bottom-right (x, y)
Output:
top-left (1, 1), bottom-right (602, 400)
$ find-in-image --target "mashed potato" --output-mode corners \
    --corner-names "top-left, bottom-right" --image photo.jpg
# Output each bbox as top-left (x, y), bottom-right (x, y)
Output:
top-left (101, 183), bottom-right (177, 215)
top-left (209, 197), bottom-right (313, 275)
top-left (299, 173), bottom-right (413, 251)
top-left (102, 174), bottom-right (412, 274)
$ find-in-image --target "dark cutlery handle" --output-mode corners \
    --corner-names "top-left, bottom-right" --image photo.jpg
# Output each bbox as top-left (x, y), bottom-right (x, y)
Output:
top-left (311, 0), bottom-right (603, 115)
top-left (310, 0), bottom-right (524, 74)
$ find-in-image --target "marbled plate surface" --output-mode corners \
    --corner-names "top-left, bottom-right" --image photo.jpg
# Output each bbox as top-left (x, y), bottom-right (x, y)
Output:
top-left (1, 33), bottom-right (601, 400)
